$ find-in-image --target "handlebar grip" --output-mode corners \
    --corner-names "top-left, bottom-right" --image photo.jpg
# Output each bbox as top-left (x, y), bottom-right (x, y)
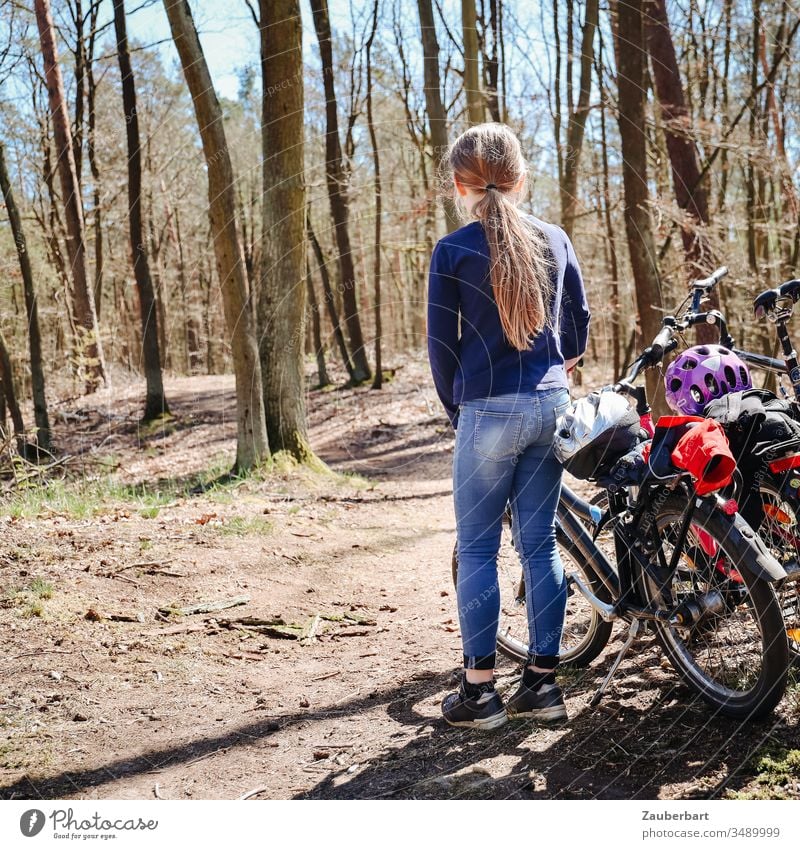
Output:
top-left (648, 325), bottom-right (675, 360)
top-left (711, 266), bottom-right (729, 284)
top-left (694, 266), bottom-right (729, 291)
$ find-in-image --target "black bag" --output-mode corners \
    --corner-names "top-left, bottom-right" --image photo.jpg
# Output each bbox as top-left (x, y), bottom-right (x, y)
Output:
top-left (704, 389), bottom-right (800, 526)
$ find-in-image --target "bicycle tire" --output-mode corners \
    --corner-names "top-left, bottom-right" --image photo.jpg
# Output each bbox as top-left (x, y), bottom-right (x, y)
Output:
top-left (450, 521), bottom-right (613, 667)
top-left (756, 480), bottom-right (800, 658)
top-left (638, 493), bottom-right (789, 720)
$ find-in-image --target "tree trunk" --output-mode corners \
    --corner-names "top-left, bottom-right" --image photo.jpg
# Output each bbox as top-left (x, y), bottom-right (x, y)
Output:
top-left (72, 0), bottom-right (85, 187)
top-left (597, 30), bottom-right (621, 378)
top-left (462, 0), bottom-right (484, 124)
top-left (0, 141), bottom-right (51, 451)
top-left (644, 0), bottom-right (714, 277)
top-left (86, 0), bottom-right (104, 317)
top-left (746, 1), bottom-right (761, 276)
top-left (759, 22), bottom-right (798, 274)
top-left (306, 269), bottom-right (330, 388)
top-left (0, 328), bottom-right (25, 444)
top-left (366, 0), bottom-right (383, 390)
top-left (34, 0), bottom-right (105, 392)
top-left (307, 209), bottom-right (354, 379)
top-left (417, 0), bottom-right (459, 232)
top-left (614, 0), bottom-right (663, 408)
top-left (309, 0), bottom-right (371, 384)
top-left (259, 0), bottom-right (321, 466)
top-left (552, 0), bottom-right (564, 188)
top-left (560, 0), bottom-right (598, 238)
top-left (483, 0), bottom-right (503, 122)
top-left (114, 0), bottom-right (169, 422)
top-left (164, 0), bottom-right (269, 471)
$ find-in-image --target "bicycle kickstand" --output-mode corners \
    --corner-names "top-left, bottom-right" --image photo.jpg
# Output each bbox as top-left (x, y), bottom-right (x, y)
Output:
top-left (590, 619), bottom-right (641, 707)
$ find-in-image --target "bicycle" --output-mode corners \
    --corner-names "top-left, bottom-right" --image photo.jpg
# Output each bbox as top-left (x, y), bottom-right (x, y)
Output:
top-left (452, 311), bottom-right (791, 718)
top-left (627, 268), bottom-right (800, 654)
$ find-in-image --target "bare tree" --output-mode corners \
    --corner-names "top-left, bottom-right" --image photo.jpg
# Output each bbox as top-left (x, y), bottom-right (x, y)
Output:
top-left (365, 0), bottom-right (383, 389)
top-left (34, 0), bottom-right (105, 391)
top-left (0, 141), bottom-right (50, 450)
top-left (307, 209), bottom-right (354, 380)
top-left (417, 0), bottom-right (458, 232)
top-left (462, 0), bottom-right (484, 124)
top-left (310, 0), bottom-right (371, 384)
top-left (560, 0), bottom-right (598, 238)
top-left (613, 0), bottom-right (662, 405)
top-left (259, 0), bottom-right (323, 465)
top-left (113, 0), bottom-right (169, 422)
top-left (645, 0), bottom-right (713, 271)
top-left (163, 0), bottom-right (269, 471)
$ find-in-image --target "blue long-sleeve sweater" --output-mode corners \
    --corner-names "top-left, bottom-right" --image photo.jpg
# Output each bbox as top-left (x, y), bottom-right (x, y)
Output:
top-left (426, 216), bottom-right (590, 429)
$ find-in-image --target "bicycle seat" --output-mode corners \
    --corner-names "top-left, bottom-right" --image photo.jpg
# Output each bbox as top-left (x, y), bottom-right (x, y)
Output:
top-left (778, 279), bottom-right (800, 302)
top-left (754, 288), bottom-right (779, 319)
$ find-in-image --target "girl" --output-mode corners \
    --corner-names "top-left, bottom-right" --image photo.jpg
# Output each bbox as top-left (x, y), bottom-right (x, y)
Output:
top-left (427, 123), bottom-right (590, 729)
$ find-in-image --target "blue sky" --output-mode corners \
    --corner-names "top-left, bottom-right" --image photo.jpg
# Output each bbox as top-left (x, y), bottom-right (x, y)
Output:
top-left (124, 0), bottom-right (352, 100)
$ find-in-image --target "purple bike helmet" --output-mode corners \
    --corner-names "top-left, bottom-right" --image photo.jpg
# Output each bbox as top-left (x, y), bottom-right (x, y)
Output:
top-left (664, 344), bottom-right (752, 415)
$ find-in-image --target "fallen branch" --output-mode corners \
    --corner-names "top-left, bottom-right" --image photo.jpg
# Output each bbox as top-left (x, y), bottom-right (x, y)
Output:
top-left (215, 616), bottom-right (286, 628)
top-left (111, 574), bottom-right (139, 587)
top-left (214, 616), bottom-right (301, 639)
top-left (109, 612), bottom-right (146, 623)
top-left (238, 786), bottom-right (269, 800)
top-left (312, 671), bottom-right (340, 681)
top-left (343, 611), bottom-right (376, 626)
top-left (158, 595), bottom-right (250, 616)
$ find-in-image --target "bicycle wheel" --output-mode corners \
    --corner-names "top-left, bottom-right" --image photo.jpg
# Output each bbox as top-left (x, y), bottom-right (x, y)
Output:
top-left (638, 493), bottom-right (789, 719)
top-left (450, 508), bottom-right (613, 666)
top-left (757, 482), bottom-right (800, 658)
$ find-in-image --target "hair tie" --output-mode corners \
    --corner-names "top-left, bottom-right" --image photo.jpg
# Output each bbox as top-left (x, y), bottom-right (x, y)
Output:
top-left (485, 183), bottom-right (497, 190)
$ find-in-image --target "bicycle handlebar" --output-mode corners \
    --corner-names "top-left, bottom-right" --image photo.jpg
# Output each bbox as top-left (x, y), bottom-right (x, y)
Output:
top-left (695, 266), bottom-right (729, 290)
top-left (616, 269), bottom-right (800, 408)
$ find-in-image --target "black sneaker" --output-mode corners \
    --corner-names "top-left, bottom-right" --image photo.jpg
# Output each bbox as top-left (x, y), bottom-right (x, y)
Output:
top-left (441, 676), bottom-right (508, 730)
top-left (506, 673), bottom-right (568, 722)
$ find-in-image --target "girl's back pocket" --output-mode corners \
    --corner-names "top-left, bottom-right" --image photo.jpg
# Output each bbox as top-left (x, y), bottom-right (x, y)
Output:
top-left (473, 410), bottom-right (523, 461)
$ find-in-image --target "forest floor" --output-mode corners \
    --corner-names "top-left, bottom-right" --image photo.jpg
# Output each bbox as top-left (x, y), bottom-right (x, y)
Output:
top-left (1, 352), bottom-right (799, 801)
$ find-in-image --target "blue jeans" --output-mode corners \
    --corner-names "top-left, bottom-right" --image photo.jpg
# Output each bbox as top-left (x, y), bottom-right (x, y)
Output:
top-left (453, 387), bottom-right (571, 670)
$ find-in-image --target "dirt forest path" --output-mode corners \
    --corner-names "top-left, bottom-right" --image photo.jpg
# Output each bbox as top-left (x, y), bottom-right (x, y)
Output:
top-left (1, 354), bottom-right (798, 800)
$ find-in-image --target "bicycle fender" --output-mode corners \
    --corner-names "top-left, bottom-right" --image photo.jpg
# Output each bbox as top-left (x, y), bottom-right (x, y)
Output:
top-left (702, 497), bottom-right (788, 582)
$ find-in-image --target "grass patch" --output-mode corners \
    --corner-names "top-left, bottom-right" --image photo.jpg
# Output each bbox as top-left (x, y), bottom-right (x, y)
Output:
top-left (2, 453), bottom-right (347, 523)
top-left (28, 578), bottom-right (54, 599)
top-left (2, 577), bottom-right (55, 619)
top-left (333, 469), bottom-right (372, 489)
top-left (20, 600), bottom-right (44, 618)
top-left (216, 516), bottom-right (274, 537)
top-left (2, 459), bottom-right (244, 520)
top-left (727, 745), bottom-right (800, 799)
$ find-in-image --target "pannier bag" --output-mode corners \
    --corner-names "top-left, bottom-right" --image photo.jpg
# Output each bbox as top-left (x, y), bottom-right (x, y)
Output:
top-left (704, 388), bottom-right (800, 525)
top-left (553, 390), bottom-right (647, 480)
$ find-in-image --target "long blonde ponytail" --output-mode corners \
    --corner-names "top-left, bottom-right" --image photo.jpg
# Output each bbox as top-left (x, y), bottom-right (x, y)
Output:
top-left (446, 124), bottom-right (555, 351)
